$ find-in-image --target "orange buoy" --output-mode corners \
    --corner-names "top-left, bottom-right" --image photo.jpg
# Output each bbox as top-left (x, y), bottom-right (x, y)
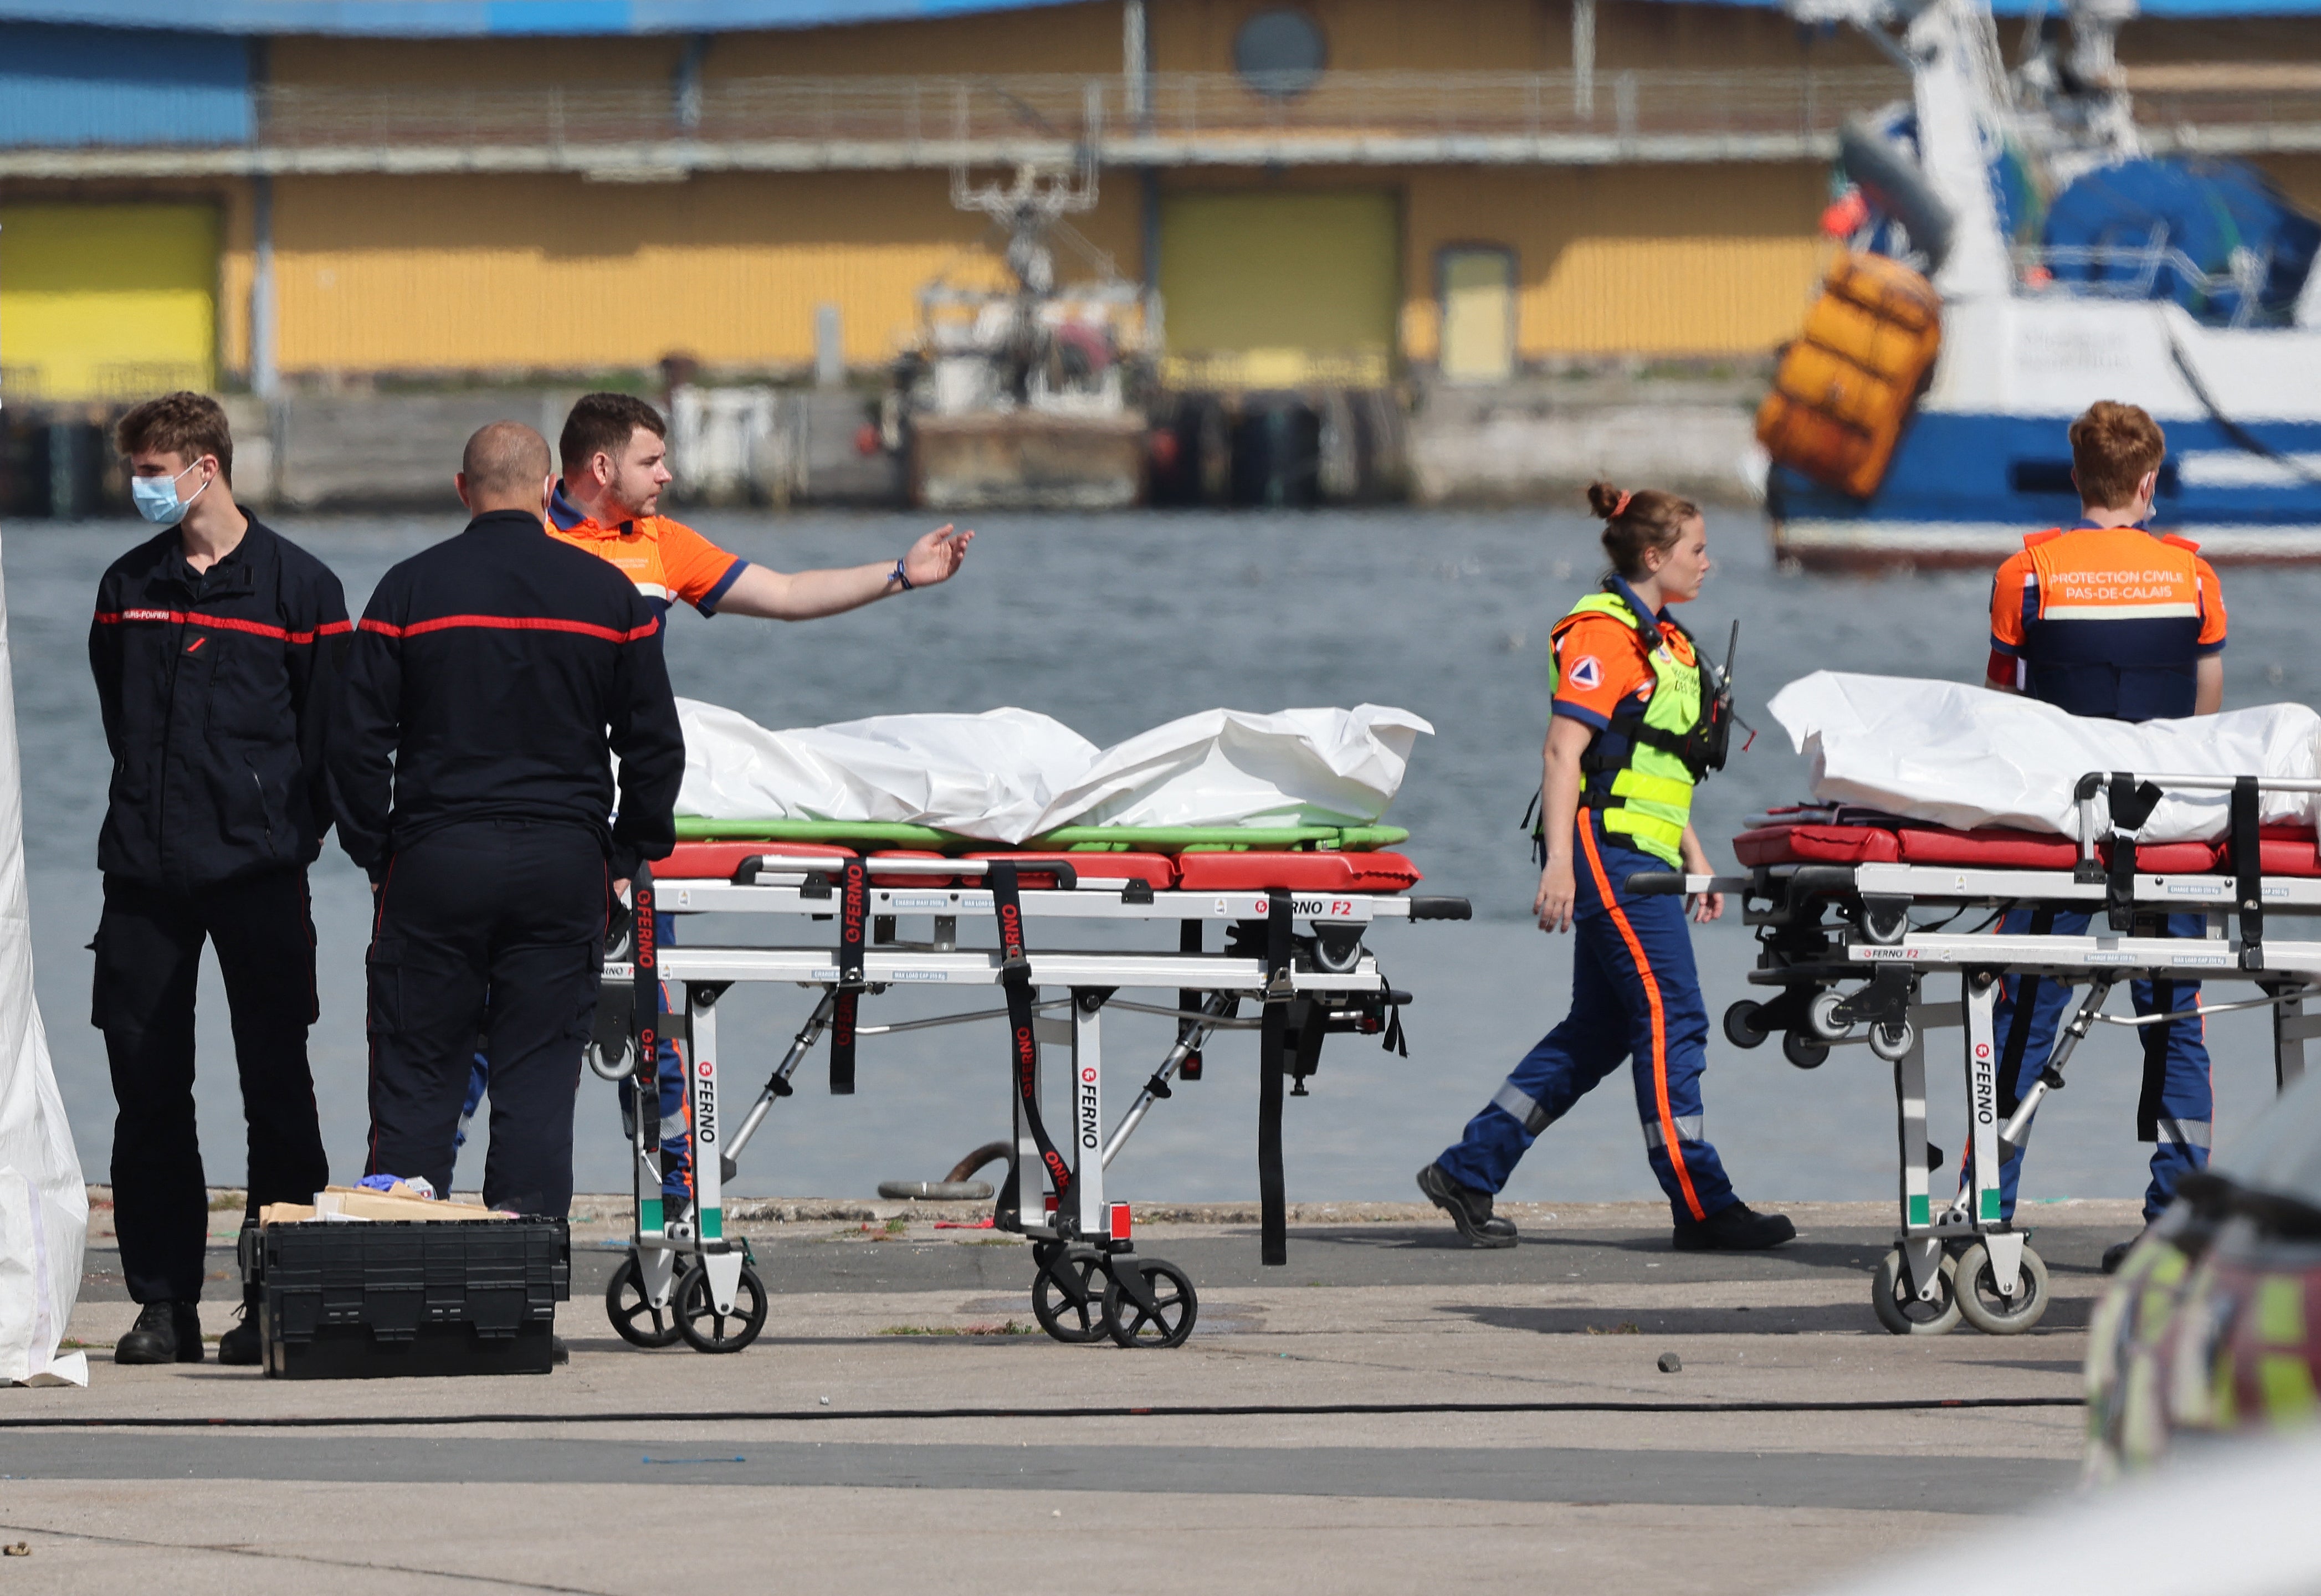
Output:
top-left (1756, 253), bottom-right (1943, 500)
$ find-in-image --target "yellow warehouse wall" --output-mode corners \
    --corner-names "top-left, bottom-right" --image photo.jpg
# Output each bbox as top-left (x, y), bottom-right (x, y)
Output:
top-left (1163, 163), bottom-right (1828, 366)
top-left (265, 171), bottom-right (1140, 376)
top-left (1160, 189), bottom-right (1400, 384)
top-left (1401, 164), bottom-right (1830, 360)
top-left (4, 160), bottom-right (1833, 383)
top-left (1, 202), bottom-right (222, 401)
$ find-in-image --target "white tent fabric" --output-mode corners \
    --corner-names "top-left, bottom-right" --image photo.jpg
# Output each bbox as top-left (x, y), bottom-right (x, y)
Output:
top-left (1767, 671), bottom-right (2321, 841)
top-left (674, 700), bottom-right (1432, 843)
top-left (0, 548), bottom-right (87, 1389)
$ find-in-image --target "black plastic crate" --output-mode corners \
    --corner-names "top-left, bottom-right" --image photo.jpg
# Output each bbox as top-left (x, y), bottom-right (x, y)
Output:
top-left (244, 1219), bottom-right (570, 1379)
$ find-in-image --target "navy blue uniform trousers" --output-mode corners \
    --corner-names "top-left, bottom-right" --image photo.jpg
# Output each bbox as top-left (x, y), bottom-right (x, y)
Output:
top-left (365, 819), bottom-right (609, 1217)
top-left (94, 868), bottom-right (330, 1305)
top-left (1975, 906), bottom-right (2211, 1222)
top-left (1438, 817), bottom-right (1739, 1223)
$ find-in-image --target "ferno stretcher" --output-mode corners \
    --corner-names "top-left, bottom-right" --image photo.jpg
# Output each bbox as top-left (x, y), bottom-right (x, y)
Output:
top-left (585, 821), bottom-right (1472, 1354)
top-left (1636, 773), bottom-right (2321, 1338)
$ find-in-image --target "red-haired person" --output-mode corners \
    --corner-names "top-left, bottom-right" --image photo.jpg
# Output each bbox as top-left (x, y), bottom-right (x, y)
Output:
top-left (1418, 483), bottom-right (1795, 1253)
top-left (89, 392), bottom-right (346, 1365)
top-left (1983, 401), bottom-right (2225, 1271)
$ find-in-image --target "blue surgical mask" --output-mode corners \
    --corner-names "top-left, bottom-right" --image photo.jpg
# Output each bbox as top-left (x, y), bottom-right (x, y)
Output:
top-left (130, 460), bottom-right (210, 527)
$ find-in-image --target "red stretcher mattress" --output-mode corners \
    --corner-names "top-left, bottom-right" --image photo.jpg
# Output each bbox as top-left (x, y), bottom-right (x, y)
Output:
top-left (1174, 851), bottom-right (1423, 892)
top-left (1732, 819), bottom-right (2321, 877)
top-left (660, 840), bottom-right (855, 879)
top-left (655, 840), bottom-right (1423, 892)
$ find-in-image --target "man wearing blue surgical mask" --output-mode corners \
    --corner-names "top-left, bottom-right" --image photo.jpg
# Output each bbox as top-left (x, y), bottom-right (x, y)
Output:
top-left (88, 392), bottom-right (349, 1368)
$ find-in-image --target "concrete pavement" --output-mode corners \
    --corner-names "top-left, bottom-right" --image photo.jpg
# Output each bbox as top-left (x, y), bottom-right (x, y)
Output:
top-left (1, 1198), bottom-right (2129, 1594)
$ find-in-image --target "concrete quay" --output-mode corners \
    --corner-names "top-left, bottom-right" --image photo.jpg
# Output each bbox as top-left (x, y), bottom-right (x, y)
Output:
top-left (5, 1197), bottom-right (2134, 1595)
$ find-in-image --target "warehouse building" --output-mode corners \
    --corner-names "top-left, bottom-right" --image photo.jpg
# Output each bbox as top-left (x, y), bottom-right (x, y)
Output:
top-left (0, 0), bottom-right (1927, 399)
top-left (1, 0), bottom-right (2317, 492)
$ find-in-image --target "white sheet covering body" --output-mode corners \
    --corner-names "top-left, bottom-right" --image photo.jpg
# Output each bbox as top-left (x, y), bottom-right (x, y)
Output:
top-left (1767, 671), bottom-right (2321, 841)
top-left (0, 543), bottom-right (86, 1388)
top-left (674, 700), bottom-right (1432, 843)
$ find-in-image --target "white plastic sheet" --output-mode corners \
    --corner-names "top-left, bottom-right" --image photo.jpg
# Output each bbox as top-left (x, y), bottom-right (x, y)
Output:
top-left (0, 545), bottom-right (87, 1389)
top-left (678, 703), bottom-right (1098, 844)
top-left (1767, 671), bottom-right (2321, 841)
top-left (675, 700), bottom-right (1431, 843)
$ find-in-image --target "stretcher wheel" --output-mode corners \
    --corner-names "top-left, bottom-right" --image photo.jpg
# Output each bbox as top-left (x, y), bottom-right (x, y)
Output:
top-left (1868, 1021), bottom-right (1915, 1063)
top-left (1310, 927), bottom-right (1365, 974)
top-left (1808, 989), bottom-right (1852, 1041)
top-left (1953, 1241), bottom-right (2051, 1336)
top-left (1722, 1001), bottom-right (1769, 1050)
top-left (587, 1036), bottom-right (638, 1082)
top-left (1782, 1030), bottom-right (1830, 1070)
top-left (604, 1255), bottom-right (683, 1348)
top-left (673, 1261), bottom-right (768, 1353)
top-left (1871, 1247), bottom-right (1960, 1336)
top-left (1101, 1257), bottom-right (1198, 1349)
top-left (1030, 1244), bottom-right (1105, 1344)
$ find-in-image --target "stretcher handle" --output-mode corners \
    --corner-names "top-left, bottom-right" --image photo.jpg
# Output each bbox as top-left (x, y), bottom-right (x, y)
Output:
top-left (728, 854), bottom-right (1078, 889)
top-left (2078, 772), bottom-right (2321, 796)
top-left (1624, 872), bottom-right (1749, 896)
top-left (1409, 896), bottom-right (1472, 921)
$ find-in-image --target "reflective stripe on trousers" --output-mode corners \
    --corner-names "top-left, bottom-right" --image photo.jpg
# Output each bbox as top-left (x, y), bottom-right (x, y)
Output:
top-left (1493, 1080), bottom-right (1703, 1153)
top-left (1434, 817), bottom-right (1737, 1223)
top-left (1492, 1080), bottom-right (1551, 1135)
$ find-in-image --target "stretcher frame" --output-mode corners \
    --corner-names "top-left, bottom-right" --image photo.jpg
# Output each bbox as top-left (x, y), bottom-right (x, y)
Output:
top-left (1639, 772), bottom-right (2321, 1337)
top-left (591, 849), bottom-right (1470, 1353)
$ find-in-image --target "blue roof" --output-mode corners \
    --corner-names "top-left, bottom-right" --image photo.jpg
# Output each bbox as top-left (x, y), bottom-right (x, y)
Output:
top-left (0, 0), bottom-right (2304, 31)
top-left (0, 0), bottom-right (1083, 33)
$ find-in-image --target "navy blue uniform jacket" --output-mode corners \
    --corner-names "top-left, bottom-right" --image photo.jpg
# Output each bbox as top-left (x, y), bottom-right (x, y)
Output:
top-left (89, 518), bottom-right (350, 894)
top-left (327, 509), bottom-right (685, 881)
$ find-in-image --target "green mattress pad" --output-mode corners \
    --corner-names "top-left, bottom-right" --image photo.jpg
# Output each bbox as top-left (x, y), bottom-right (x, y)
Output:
top-left (670, 817), bottom-right (1410, 853)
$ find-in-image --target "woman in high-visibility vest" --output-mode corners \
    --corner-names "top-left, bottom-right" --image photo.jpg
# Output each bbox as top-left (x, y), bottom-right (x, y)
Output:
top-left (1417, 481), bottom-right (1794, 1251)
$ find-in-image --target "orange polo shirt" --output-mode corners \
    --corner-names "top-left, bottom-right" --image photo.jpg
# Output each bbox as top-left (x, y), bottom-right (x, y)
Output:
top-left (546, 483), bottom-right (748, 617)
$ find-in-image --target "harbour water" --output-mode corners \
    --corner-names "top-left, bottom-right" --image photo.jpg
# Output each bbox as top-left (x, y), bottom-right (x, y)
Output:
top-left (16, 507), bottom-right (2321, 1210)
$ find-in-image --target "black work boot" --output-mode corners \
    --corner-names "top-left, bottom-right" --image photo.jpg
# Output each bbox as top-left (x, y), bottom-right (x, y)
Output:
top-left (217, 1291), bottom-right (263, 1367)
top-left (115, 1300), bottom-right (204, 1365)
top-left (2102, 1231), bottom-right (2152, 1275)
top-left (1673, 1202), bottom-right (1797, 1252)
top-left (1417, 1162), bottom-right (1519, 1249)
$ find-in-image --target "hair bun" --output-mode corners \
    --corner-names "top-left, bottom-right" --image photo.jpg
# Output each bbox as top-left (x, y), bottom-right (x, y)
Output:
top-left (1585, 480), bottom-right (1626, 520)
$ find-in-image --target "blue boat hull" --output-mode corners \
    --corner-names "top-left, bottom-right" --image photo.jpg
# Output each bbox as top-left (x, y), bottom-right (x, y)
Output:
top-left (1770, 410), bottom-right (2321, 568)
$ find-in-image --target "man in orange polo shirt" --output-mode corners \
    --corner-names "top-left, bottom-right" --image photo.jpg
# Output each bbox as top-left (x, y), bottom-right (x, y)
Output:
top-left (542, 391), bottom-right (972, 1223)
top-left (550, 392), bottom-right (971, 623)
top-left (1981, 400), bottom-right (2223, 1271)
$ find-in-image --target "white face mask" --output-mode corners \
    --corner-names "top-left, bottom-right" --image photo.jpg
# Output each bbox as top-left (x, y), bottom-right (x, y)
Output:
top-left (130, 459), bottom-right (210, 527)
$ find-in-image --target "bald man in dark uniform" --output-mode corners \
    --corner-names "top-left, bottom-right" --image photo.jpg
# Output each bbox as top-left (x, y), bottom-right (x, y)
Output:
top-left (327, 423), bottom-right (684, 1218)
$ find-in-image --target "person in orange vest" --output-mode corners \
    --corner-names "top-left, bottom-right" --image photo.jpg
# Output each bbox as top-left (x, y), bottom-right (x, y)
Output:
top-left (1982, 400), bottom-right (2226, 1272)
top-left (545, 391), bottom-right (972, 1227)
top-left (1418, 483), bottom-right (1795, 1253)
